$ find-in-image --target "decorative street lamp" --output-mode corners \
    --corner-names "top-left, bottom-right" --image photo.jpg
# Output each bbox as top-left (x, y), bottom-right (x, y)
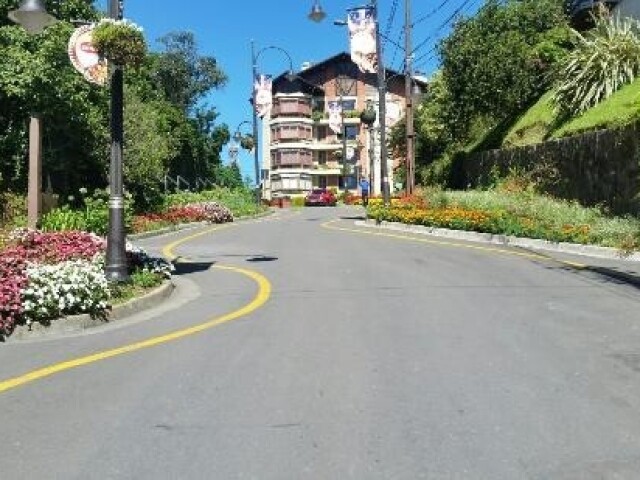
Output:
top-left (8, 0), bottom-right (59, 230)
top-left (311, 0), bottom-right (390, 205)
top-left (104, 0), bottom-right (128, 282)
top-left (251, 42), bottom-right (294, 204)
top-left (9, 0), bottom-right (129, 281)
top-left (308, 1), bottom-right (327, 23)
top-left (8, 0), bottom-right (57, 34)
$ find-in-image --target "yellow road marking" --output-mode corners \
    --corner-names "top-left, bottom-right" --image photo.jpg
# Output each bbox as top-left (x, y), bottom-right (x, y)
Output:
top-left (0, 229), bottom-right (271, 395)
top-left (322, 219), bottom-right (587, 268)
top-left (162, 223), bottom-right (234, 261)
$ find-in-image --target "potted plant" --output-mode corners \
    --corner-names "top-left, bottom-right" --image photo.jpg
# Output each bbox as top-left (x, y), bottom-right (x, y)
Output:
top-left (92, 18), bottom-right (146, 67)
top-left (239, 134), bottom-right (255, 151)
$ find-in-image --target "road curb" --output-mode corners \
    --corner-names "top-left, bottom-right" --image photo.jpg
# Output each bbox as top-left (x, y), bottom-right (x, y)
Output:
top-left (7, 280), bottom-right (175, 342)
top-left (358, 219), bottom-right (640, 262)
top-left (358, 219), bottom-right (640, 288)
top-left (127, 210), bottom-right (273, 242)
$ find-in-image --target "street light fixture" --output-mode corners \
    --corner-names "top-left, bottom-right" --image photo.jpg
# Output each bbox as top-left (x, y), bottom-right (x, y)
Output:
top-left (8, 0), bottom-right (57, 34)
top-left (308, 1), bottom-right (327, 23)
top-left (251, 42), bottom-right (295, 204)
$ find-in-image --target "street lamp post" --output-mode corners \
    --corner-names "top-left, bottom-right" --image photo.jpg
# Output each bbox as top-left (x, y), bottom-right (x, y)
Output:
top-left (251, 42), bottom-right (294, 204)
top-left (311, 0), bottom-right (389, 205)
top-left (8, 0), bottom-right (58, 229)
top-left (104, 0), bottom-right (128, 282)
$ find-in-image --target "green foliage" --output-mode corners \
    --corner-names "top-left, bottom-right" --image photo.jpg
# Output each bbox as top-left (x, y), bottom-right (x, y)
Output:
top-left (554, 78), bottom-right (640, 137)
top-left (92, 19), bottom-right (146, 67)
top-left (165, 187), bottom-right (264, 217)
top-left (152, 32), bottom-right (227, 113)
top-left (40, 188), bottom-right (133, 235)
top-left (213, 163), bottom-right (243, 189)
top-left (438, 0), bottom-right (570, 138)
top-left (129, 268), bottom-right (163, 289)
top-left (553, 14), bottom-right (640, 115)
top-left (291, 196), bottom-right (305, 207)
top-left (123, 88), bottom-right (180, 212)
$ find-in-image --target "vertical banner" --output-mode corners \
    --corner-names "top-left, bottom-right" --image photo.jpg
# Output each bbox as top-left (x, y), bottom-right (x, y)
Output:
top-left (254, 74), bottom-right (273, 118)
top-left (347, 6), bottom-right (378, 74)
top-left (328, 100), bottom-right (343, 134)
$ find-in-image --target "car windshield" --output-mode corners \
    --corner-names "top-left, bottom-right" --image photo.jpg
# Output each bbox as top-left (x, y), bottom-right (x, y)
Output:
top-left (310, 189), bottom-right (325, 195)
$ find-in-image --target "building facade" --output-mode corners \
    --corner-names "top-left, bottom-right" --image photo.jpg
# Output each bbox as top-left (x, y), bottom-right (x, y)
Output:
top-left (261, 52), bottom-right (422, 200)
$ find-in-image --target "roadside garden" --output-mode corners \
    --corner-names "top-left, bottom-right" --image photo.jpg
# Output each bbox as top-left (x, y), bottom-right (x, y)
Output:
top-left (0, 187), bottom-right (264, 338)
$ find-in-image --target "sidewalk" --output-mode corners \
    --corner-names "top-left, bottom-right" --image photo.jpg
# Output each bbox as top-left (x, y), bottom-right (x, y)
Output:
top-left (358, 219), bottom-right (640, 289)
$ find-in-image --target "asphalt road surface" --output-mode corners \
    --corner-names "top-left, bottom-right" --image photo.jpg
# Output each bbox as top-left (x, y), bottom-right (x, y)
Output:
top-left (1, 207), bottom-right (639, 479)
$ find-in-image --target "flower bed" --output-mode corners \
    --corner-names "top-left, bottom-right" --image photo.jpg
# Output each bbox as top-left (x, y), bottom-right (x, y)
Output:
top-left (367, 192), bottom-right (640, 252)
top-left (0, 229), bottom-right (172, 337)
top-left (131, 202), bottom-right (233, 234)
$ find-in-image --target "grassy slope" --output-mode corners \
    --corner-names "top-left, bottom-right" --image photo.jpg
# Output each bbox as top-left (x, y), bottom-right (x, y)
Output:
top-left (498, 79), bottom-right (640, 147)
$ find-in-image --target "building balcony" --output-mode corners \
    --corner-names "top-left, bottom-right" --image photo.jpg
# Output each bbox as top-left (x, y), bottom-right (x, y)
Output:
top-left (271, 149), bottom-right (314, 169)
top-left (271, 124), bottom-right (313, 142)
top-left (272, 99), bottom-right (312, 118)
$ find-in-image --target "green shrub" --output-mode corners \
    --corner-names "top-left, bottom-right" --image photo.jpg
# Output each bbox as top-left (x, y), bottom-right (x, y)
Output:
top-left (166, 187), bottom-right (265, 217)
top-left (553, 14), bottom-right (640, 115)
top-left (291, 197), bottom-right (305, 207)
top-left (40, 189), bottom-right (133, 235)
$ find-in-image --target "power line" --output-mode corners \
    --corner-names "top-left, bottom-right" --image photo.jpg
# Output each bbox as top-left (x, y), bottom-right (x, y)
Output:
top-left (412, 0), bottom-right (479, 55)
top-left (412, 0), bottom-right (455, 27)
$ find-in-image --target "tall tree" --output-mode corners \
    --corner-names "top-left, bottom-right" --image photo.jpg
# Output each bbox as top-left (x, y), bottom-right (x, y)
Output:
top-left (438, 0), bottom-right (571, 139)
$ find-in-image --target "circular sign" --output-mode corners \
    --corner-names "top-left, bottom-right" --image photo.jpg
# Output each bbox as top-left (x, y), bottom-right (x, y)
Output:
top-left (68, 25), bottom-right (108, 86)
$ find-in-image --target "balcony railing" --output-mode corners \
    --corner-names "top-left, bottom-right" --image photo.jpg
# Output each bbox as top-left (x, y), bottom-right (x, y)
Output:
top-left (271, 149), bottom-right (313, 169)
top-left (272, 99), bottom-right (312, 118)
top-left (271, 124), bottom-right (313, 142)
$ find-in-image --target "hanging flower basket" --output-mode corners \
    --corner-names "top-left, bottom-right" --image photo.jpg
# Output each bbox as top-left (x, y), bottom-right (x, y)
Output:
top-left (240, 135), bottom-right (255, 151)
top-left (92, 19), bottom-right (146, 68)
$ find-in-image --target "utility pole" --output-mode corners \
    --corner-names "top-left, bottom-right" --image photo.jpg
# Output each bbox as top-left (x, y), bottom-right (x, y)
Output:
top-left (404, 0), bottom-right (415, 195)
top-left (373, 0), bottom-right (390, 205)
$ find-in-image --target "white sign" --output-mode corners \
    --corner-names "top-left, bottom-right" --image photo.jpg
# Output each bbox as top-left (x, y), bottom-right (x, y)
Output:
top-left (68, 25), bottom-right (108, 86)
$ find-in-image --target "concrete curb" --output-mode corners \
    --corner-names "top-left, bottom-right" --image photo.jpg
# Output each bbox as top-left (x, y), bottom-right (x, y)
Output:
top-left (7, 280), bottom-right (175, 342)
top-left (127, 210), bottom-right (273, 242)
top-left (358, 219), bottom-right (640, 263)
top-left (358, 220), bottom-right (640, 288)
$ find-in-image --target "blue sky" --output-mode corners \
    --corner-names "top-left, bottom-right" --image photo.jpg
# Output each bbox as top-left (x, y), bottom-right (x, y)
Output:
top-left (96, 0), bottom-right (481, 182)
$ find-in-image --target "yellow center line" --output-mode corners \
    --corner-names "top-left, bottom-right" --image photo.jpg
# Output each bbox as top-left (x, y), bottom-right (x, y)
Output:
top-left (322, 219), bottom-right (587, 268)
top-left (0, 225), bottom-right (272, 395)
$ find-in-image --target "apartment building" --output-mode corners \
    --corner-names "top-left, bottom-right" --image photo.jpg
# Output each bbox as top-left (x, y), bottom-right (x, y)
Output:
top-left (261, 52), bottom-right (424, 200)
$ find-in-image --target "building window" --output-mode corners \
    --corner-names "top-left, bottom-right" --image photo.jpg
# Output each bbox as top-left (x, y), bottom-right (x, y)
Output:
top-left (340, 99), bottom-right (356, 111)
top-left (319, 176), bottom-right (327, 189)
top-left (317, 151), bottom-right (327, 165)
top-left (315, 125), bottom-right (328, 141)
top-left (338, 125), bottom-right (358, 141)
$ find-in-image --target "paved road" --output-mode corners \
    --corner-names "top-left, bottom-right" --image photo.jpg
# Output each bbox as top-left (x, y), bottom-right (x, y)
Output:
top-left (1, 207), bottom-right (639, 479)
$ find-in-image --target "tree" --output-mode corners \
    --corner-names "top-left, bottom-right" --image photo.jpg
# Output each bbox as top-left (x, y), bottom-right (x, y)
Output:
top-left (438, 0), bottom-right (571, 139)
top-left (151, 31), bottom-right (227, 113)
top-left (0, 1), bottom-right (108, 195)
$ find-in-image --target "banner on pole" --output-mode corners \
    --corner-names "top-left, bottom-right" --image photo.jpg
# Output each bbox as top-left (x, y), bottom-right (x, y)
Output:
top-left (347, 6), bottom-right (378, 74)
top-left (328, 100), bottom-right (343, 134)
top-left (68, 24), bottom-right (108, 86)
top-left (254, 74), bottom-right (273, 119)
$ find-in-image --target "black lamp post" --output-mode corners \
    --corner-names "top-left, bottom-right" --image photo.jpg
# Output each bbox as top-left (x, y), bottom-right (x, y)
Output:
top-left (310, 0), bottom-right (389, 205)
top-left (104, 0), bottom-right (128, 282)
top-left (9, 0), bottom-right (128, 280)
top-left (251, 42), bottom-right (294, 204)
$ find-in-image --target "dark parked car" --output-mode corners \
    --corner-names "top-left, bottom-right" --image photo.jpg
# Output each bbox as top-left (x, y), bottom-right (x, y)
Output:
top-left (305, 188), bottom-right (337, 206)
